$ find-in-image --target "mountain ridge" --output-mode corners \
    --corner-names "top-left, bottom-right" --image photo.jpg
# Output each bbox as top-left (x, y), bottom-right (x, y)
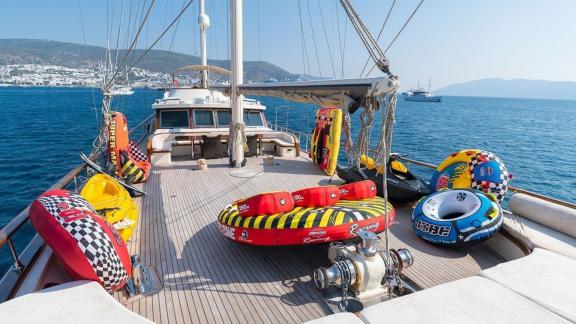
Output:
top-left (0, 39), bottom-right (304, 82)
top-left (435, 77), bottom-right (576, 100)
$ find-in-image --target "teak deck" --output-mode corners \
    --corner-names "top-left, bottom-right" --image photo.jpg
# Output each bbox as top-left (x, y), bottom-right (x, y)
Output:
top-left (118, 155), bottom-right (505, 323)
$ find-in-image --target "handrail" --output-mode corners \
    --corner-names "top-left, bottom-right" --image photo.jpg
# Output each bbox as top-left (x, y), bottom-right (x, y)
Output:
top-left (268, 122), bottom-right (311, 153)
top-left (397, 156), bottom-right (576, 210)
top-left (0, 112), bottom-right (155, 301)
top-left (0, 112), bottom-right (155, 248)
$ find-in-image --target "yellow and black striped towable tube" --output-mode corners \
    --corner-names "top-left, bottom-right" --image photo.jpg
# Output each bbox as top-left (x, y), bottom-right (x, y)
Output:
top-left (217, 196), bottom-right (395, 246)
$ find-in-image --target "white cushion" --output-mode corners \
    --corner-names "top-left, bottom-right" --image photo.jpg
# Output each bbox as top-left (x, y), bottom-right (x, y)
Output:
top-left (480, 248), bottom-right (576, 322)
top-left (359, 276), bottom-right (566, 324)
top-left (304, 312), bottom-right (364, 324)
top-left (509, 193), bottom-right (576, 238)
top-left (503, 213), bottom-right (576, 260)
top-left (0, 281), bottom-right (152, 324)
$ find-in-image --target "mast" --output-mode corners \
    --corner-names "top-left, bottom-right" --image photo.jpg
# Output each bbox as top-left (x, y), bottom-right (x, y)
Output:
top-left (199, 0), bottom-right (210, 88)
top-left (230, 0), bottom-right (245, 167)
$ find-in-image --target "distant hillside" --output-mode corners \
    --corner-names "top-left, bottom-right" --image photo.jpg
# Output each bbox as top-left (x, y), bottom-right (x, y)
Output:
top-left (436, 78), bottom-right (576, 100)
top-left (0, 39), bottom-right (302, 82)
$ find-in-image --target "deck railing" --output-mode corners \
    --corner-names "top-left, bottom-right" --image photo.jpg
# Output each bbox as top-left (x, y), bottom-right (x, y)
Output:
top-left (269, 124), bottom-right (575, 209)
top-left (268, 122), bottom-right (311, 153)
top-left (0, 113), bottom-right (155, 302)
top-left (395, 156), bottom-right (576, 209)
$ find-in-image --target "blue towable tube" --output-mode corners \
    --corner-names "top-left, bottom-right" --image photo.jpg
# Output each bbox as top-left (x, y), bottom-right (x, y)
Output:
top-left (412, 189), bottom-right (503, 247)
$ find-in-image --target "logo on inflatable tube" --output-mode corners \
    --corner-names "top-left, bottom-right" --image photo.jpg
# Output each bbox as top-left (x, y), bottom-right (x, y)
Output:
top-left (349, 222), bottom-right (379, 237)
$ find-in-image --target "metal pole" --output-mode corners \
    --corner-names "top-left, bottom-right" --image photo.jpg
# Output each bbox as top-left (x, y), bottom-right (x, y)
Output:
top-left (199, 0), bottom-right (210, 88)
top-left (230, 0), bottom-right (245, 167)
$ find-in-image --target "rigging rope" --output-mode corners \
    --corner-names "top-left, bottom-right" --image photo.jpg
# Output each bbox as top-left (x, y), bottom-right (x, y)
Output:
top-left (364, 0), bottom-right (425, 77)
top-left (334, 0), bottom-right (345, 78)
top-left (104, 0), bottom-right (157, 91)
top-left (359, 0), bottom-right (396, 77)
top-left (296, 0), bottom-right (311, 76)
top-left (305, 0), bottom-right (323, 78)
top-left (112, 0), bottom-right (195, 89)
top-left (317, 0), bottom-right (337, 79)
top-left (339, 0), bottom-right (390, 76)
top-left (113, 0), bottom-right (126, 73)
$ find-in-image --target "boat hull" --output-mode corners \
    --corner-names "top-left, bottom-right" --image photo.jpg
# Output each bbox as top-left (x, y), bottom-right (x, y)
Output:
top-left (404, 96), bottom-right (442, 102)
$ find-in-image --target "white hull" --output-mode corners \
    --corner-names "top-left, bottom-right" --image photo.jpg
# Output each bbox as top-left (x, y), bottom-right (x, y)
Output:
top-left (404, 95), bottom-right (442, 102)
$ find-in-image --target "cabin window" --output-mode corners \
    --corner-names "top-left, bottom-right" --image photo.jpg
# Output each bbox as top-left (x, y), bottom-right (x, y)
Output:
top-left (244, 110), bottom-right (263, 127)
top-left (194, 110), bottom-right (215, 127)
top-left (217, 110), bottom-right (231, 127)
top-left (160, 110), bottom-right (190, 128)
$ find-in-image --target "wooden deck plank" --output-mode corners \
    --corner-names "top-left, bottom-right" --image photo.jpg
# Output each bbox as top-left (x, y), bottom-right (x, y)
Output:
top-left (122, 155), bottom-right (505, 323)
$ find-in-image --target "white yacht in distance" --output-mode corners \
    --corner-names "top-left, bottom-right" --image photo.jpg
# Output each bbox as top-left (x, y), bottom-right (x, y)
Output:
top-left (110, 85), bottom-right (134, 96)
top-left (404, 78), bottom-right (442, 102)
top-left (403, 88), bottom-right (442, 102)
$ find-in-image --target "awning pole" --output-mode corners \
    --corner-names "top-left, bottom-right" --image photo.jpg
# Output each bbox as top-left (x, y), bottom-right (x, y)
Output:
top-left (230, 0), bottom-right (245, 167)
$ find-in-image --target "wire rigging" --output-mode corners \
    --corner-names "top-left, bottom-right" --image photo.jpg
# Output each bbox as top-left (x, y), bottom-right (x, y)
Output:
top-left (364, 0), bottom-right (425, 77)
top-left (105, 0), bottom-right (157, 90)
top-left (113, 0), bottom-right (196, 86)
top-left (317, 0), bottom-right (336, 79)
top-left (296, 0), bottom-right (311, 76)
top-left (359, 0), bottom-right (396, 77)
top-left (305, 0), bottom-right (323, 78)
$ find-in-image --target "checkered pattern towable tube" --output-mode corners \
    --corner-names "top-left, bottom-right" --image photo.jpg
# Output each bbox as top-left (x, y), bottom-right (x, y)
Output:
top-left (29, 190), bottom-right (132, 292)
top-left (108, 111), bottom-right (151, 184)
top-left (430, 149), bottom-right (510, 203)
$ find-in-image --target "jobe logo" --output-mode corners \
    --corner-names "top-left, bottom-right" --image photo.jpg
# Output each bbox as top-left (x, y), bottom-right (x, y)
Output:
top-left (456, 192), bottom-right (467, 201)
top-left (349, 222), bottom-right (379, 237)
top-left (415, 220), bottom-right (451, 237)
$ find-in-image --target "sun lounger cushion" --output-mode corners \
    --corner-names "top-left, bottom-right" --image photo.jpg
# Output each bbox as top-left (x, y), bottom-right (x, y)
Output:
top-left (480, 248), bottom-right (576, 322)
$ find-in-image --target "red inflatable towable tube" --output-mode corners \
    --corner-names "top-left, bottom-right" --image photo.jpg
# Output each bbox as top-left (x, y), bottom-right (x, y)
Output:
top-left (292, 186), bottom-right (340, 207)
top-left (108, 111), bottom-right (151, 184)
top-left (29, 190), bottom-right (132, 292)
top-left (339, 180), bottom-right (377, 200)
top-left (236, 191), bottom-right (295, 217)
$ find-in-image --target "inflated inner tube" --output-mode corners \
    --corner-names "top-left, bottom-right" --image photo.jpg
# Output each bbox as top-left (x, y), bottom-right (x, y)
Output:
top-left (412, 189), bottom-right (502, 247)
top-left (430, 149), bottom-right (510, 203)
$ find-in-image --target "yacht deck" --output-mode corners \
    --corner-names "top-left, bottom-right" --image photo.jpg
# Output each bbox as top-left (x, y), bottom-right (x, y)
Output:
top-left (119, 155), bottom-right (505, 323)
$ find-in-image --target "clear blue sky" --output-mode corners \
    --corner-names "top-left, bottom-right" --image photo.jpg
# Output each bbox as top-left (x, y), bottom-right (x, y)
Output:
top-left (1, 0), bottom-right (575, 89)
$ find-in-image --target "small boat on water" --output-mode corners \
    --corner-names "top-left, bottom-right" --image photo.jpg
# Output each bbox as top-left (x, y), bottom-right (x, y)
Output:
top-left (404, 88), bottom-right (442, 102)
top-left (404, 78), bottom-right (442, 102)
top-left (110, 85), bottom-right (134, 96)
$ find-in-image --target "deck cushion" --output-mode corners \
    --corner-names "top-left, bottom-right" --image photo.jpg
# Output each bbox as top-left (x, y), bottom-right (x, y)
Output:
top-left (359, 276), bottom-right (566, 324)
top-left (503, 213), bottom-right (576, 260)
top-left (480, 248), bottom-right (576, 322)
top-left (0, 280), bottom-right (152, 324)
top-left (304, 312), bottom-right (364, 324)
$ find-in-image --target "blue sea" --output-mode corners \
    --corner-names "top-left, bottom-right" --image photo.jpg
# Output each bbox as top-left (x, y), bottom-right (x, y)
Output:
top-left (0, 87), bottom-right (575, 273)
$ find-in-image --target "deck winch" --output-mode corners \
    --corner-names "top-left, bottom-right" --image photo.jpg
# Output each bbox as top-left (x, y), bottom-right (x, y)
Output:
top-left (313, 231), bottom-right (413, 303)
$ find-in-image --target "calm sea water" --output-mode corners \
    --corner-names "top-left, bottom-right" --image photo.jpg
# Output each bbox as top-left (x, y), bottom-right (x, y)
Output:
top-left (0, 87), bottom-right (575, 272)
